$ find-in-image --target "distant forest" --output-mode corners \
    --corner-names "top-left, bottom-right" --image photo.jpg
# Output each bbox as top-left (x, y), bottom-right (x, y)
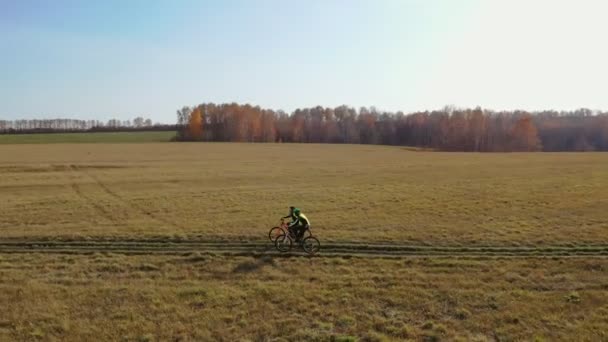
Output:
top-left (3, 106), bottom-right (607, 151)
top-left (177, 103), bottom-right (608, 152)
top-left (0, 117), bottom-right (176, 134)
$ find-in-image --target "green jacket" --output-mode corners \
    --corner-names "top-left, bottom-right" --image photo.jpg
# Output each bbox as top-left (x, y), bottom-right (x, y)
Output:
top-left (289, 213), bottom-right (310, 227)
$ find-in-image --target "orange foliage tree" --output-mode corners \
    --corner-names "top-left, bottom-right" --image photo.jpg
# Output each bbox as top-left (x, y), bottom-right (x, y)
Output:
top-left (174, 103), bottom-right (608, 151)
top-left (510, 115), bottom-right (541, 151)
top-left (187, 107), bottom-right (203, 140)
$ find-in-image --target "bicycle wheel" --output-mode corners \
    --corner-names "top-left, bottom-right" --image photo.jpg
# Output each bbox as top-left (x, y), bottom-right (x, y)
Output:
top-left (275, 233), bottom-right (293, 253)
top-left (268, 227), bottom-right (285, 242)
top-left (302, 236), bottom-right (320, 255)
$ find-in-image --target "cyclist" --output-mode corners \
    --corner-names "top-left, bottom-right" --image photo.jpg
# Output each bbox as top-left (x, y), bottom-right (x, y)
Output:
top-left (288, 208), bottom-right (310, 242)
top-left (282, 206), bottom-right (296, 223)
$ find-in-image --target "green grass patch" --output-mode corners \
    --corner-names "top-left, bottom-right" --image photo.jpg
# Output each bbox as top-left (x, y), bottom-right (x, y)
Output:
top-left (0, 131), bottom-right (175, 144)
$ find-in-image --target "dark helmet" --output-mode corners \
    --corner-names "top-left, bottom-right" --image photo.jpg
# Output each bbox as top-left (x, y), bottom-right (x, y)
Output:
top-left (293, 208), bottom-right (301, 216)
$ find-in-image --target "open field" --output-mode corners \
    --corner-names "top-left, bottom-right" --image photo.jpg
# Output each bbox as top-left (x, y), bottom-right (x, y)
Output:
top-left (0, 143), bottom-right (607, 246)
top-left (1, 143), bottom-right (608, 340)
top-left (0, 253), bottom-right (607, 341)
top-left (0, 131), bottom-right (175, 144)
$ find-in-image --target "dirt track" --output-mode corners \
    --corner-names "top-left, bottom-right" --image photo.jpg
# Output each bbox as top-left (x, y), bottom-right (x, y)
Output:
top-left (1, 239), bottom-right (608, 258)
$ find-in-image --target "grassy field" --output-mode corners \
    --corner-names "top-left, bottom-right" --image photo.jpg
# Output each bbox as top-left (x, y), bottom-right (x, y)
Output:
top-left (0, 131), bottom-right (175, 144)
top-left (1, 143), bottom-right (608, 341)
top-left (0, 253), bottom-right (607, 341)
top-left (0, 143), bottom-right (607, 246)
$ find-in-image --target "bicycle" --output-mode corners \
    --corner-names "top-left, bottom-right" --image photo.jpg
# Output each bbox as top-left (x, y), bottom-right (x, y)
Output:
top-left (268, 218), bottom-right (310, 242)
top-left (274, 225), bottom-right (320, 255)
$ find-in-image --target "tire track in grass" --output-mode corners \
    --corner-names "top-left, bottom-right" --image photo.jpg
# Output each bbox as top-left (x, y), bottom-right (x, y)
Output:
top-left (1, 239), bottom-right (607, 258)
top-left (67, 165), bottom-right (122, 226)
top-left (73, 165), bottom-right (186, 231)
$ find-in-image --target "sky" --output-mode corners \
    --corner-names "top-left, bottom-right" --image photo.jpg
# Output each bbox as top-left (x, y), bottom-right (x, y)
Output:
top-left (1, 0), bottom-right (607, 123)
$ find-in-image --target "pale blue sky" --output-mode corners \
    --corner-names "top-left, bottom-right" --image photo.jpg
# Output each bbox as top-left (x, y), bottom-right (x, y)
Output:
top-left (1, 0), bottom-right (606, 123)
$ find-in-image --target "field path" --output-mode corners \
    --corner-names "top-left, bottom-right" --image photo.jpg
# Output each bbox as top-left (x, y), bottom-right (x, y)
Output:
top-left (1, 239), bottom-right (607, 258)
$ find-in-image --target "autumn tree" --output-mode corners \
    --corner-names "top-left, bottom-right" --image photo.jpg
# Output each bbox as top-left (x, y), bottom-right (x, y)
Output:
top-left (187, 107), bottom-right (204, 140)
top-left (170, 102), bottom-right (608, 151)
top-left (510, 115), bottom-right (541, 151)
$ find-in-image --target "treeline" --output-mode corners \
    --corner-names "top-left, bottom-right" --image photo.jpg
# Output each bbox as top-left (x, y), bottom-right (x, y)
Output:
top-left (0, 117), bottom-right (175, 134)
top-left (176, 103), bottom-right (608, 151)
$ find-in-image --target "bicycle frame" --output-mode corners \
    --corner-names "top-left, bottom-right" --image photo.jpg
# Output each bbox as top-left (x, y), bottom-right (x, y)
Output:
top-left (282, 219), bottom-right (312, 241)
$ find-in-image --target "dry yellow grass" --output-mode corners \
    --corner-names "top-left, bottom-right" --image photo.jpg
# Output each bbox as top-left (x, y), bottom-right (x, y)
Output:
top-left (2, 143), bottom-right (608, 341)
top-left (1, 143), bottom-right (607, 246)
top-left (0, 253), bottom-right (607, 341)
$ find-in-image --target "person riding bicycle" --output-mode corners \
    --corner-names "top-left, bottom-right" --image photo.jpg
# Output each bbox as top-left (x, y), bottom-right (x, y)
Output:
top-left (288, 208), bottom-right (310, 242)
